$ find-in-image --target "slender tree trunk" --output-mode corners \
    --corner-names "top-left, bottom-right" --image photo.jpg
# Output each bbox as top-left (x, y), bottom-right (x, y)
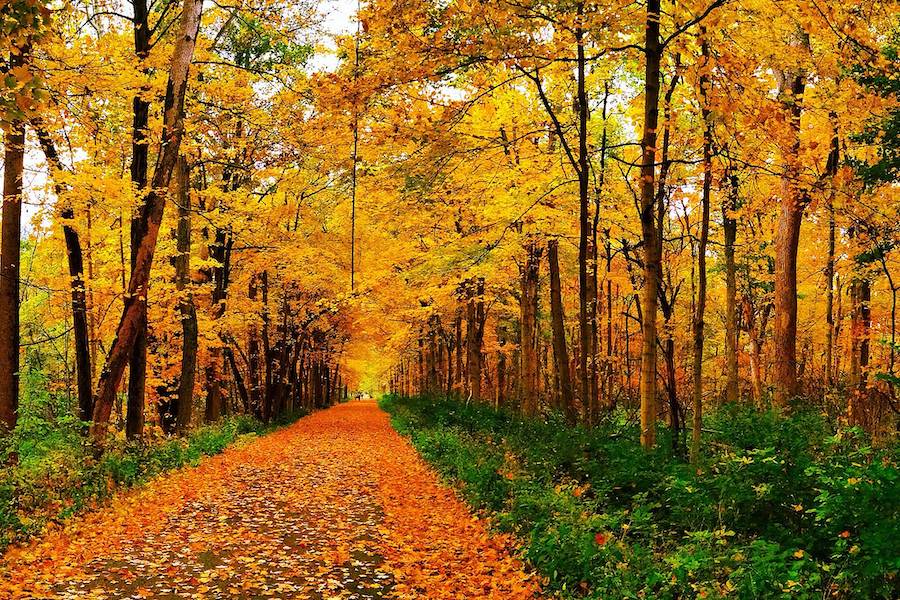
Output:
top-left (639, 0), bottom-right (663, 448)
top-left (0, 91), bottom-right (25, 434)
top-left (466, 278), bottom-right (485, 401)
top-left (834, 275), bottom-right (844, 379)
top-left (881, 260), bottom-right (897, 376)
top-left (454, 314), bottom-right (463, 392)
top-left (126, 0), bottom-right (152, 440)
top-left (248, 274), bottom-right (262, 416)
top-left (604, 235), bottom-right (614, 409)
top-left (496, 325), bottom-right (506, 409)
top-left (520, 241), bottom-right (541, 416)
top-left (444, 332), bottom-right (453, 396)
top-left (849, 275), bottom-right (871, 390)
top-left (174, 157), bottom-right (196, 434)
top-left (32, 122), bottom-right (94, 423)
top-left (574, 2), bottom-right (593, 423)
top-left (417, 336), bottom-right (424, 395)
top-left (691, 36), bottom-right (712, 463)
top-left (90, 0), bottom-right (204, 439)
top-left (87, 204), bottom-right (98, 383)
top-left (548, 239), bottom-right (577, 423)
top-left (824, 122), bottom-right (839, 387)
top-left (663, 325), bottom-right (679, 447)
top-left (204, 349), bottom-right (224, 422)
top-left (224, 346), bottom-right (249, 413)
top-left (260, 271), bottom-right (272, 418)
top-left (724, 172), bottom-right (739, 403)
top-left (848, 273), bottom-right (870, 423)
top-left (427, 317), bottom-right (439, 392)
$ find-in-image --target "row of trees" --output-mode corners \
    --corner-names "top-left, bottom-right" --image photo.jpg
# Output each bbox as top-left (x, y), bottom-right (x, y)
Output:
top-left (1, 0), bottom-right (351, 442)
top-left (376, 0), bottom-right (899, 450)
top-left (1, 0), bottom-right (897, 453)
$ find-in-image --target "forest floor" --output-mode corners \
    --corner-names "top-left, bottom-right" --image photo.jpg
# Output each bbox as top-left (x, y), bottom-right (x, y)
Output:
top-left (0, 402), bottom-right (539, 599)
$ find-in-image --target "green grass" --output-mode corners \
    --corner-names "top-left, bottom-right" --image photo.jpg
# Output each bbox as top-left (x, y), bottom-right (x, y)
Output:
top-left (0, 369), bottom-right (304, 551)
top-left (382, 394), bottom-right (900, 599)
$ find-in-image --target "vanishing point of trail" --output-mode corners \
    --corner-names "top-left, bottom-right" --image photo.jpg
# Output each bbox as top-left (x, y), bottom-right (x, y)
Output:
top-left (1, 403), bottom-right (539, 599)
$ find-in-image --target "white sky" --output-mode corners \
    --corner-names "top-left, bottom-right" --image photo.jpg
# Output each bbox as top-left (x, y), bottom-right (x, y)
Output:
top-left (311, 0), bottom-right (358, 72)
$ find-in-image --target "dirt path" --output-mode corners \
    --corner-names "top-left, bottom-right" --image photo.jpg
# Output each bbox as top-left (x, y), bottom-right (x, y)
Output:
top-left (1, 402), bottom-right (539, 599)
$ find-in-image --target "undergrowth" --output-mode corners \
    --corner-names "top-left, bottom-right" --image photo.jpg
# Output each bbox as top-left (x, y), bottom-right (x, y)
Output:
top-left (382, 394), bottom-right (899, 599)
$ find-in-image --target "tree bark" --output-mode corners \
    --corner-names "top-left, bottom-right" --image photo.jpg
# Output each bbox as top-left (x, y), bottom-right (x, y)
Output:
top-left (723, 172), bottom-right (739, 403)
top-left (224, 345), bottom-right (249, 413)
top-left (848, 273), bottom-right (871, 423)
top-left (90, 0), bottom-right (204, 439)
top-left (691, 36), bottom-right (712, 463)
top-left (466, 277), bottom-right (485, 401)
top-left (454, 314), bottom-right (463, 392)
top-left (604, 235), bottom-right (614, 409)
top-left (849, 275), bottom-right (871, 390)
top-left (446, 332), bottom-right (454, 396)
top-left (126, 0), bottom-right (152, 440)
top-left (639, 0), bottom-right (662, 448)
top-left (824, 123), bottom-right (839, 387)
top-left (773, 69), bottom-right (806, 406)
top-left (520, 241), bottom-right (541, 416)
top-left (0, 83), bottom-right (25, 434)
top-left (427, 316), bottom-right (439, 393)
top-left (548, 239), bottom-right (577, 423)
top-left (496, 325), bottom-right (506, 408)
top-left (174, 157), bottom-right (196, 434)
top-left (574, 1), bottom-right (594, 424)
top-left (32, 122), bottom-right (94, 423)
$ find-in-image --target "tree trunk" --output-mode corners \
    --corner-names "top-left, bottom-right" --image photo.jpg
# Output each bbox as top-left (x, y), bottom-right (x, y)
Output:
top-left (446, 333), bottom-right (454, 396)
top-left (32, 122), bottom-right (94, 424)
top-left (520, 241), bottom-right (541, 416)
top-left (204, 349), bottom-right (224, 422)
top-left (174, 157), bottom-right (196, 434)
top-left (849, 276), bottom-right (871, 390)
top-left (248, 274), bottom-right (262, 416)
top-left (224, 346), bottom-right (250, 413)
top-left (638, 0), bottom-right (662, 449)
top-left (454, 314), bottom-right (463, 392)
top-left (126, 0), bottom-right (152, 440)
top-left (417, 336), bottom-right (424, 395)
top-left (773, 70), bottom-right (806, 406)
top-left (496, 325), bottom-right (506, 409)
top-left (724, 172), bottom-right (739, 403)
top-left (427, 317), bottom-right (439, 393)
top-left (604, 235), bottom-right (614, 409)
top-left (90, 0), bottom-right (204, 439)
top-left (548, 239), bottom-right (576, 423)
top-left (0, 90), bottom-right (25, 434)
top-left (824, 123), bottom-right (839, 387)
top-left (691, 36), bottom-right (712, 463)
top-left (745, 299), bottom-right (772, 404)
top-left (466, 277), bottom-right (485, 401)
top-left (848, 274), bottom-right (870, 423)
top-left (834, 275), bottom-right (843, 379)
top-left (574, 2), bottom-right (594, 424)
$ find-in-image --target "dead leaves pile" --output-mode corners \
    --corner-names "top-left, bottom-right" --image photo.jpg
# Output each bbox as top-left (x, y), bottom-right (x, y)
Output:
top-left (1, 402), bottom-right (538, 599)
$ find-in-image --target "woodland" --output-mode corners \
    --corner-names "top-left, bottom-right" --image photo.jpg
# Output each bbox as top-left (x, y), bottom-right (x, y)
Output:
top-left (0, 0), bottom-right (899, 598)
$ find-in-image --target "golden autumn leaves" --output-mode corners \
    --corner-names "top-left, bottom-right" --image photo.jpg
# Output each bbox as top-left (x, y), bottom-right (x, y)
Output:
top-left (2, 403), bottom-right (539, 599)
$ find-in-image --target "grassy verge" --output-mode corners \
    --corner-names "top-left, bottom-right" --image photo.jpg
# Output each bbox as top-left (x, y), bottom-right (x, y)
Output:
top-left (381, 394), bottom-right (898, 599)
top-left (0, 401), bottom-right (303, 551)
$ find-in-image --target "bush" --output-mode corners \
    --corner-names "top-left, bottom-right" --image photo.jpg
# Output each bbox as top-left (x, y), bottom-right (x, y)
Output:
top-left (381, 394), bottom-right (899, 599)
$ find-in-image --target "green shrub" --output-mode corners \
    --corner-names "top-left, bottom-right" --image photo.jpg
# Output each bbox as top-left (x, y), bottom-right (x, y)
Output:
top-left (381, 394), bottom-right (899, 599)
